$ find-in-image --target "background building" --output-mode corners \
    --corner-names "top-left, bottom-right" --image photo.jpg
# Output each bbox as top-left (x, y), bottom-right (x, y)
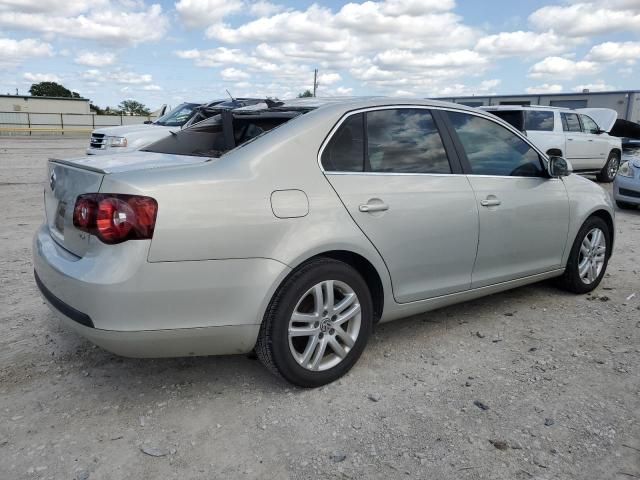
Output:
top-left (436, 90), bottom-right (640, 123)
top-left (0, 94), bottom-right (90, 114)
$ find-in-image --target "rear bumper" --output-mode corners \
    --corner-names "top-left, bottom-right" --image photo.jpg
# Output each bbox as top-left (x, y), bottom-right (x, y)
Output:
top-left (33, 224), bottom-right (290, 357)
top-left (614, 175), bottom-right (640, 205)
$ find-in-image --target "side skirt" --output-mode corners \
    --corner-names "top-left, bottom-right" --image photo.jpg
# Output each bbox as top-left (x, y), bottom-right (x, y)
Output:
top-left (380, 269), bottom-right (564, 323)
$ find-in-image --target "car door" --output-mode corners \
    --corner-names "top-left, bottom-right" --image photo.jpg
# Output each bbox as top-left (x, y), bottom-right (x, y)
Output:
top-left (321, 107), bottom-right (479, 303)
top-left (579, 114), bottom-right (609, 169)
top-left (443, 110), bottom-right (570, 288)
top-left (561, 112), bottom-right (591, 170)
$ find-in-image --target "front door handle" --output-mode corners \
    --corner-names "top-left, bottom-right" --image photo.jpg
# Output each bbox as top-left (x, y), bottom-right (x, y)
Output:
top-left (480, 197), bottom-right (501, 207)
top-left (359, 202), bottom-right (389, 213)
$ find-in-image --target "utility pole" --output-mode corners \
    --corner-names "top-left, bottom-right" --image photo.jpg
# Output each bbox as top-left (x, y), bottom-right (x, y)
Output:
top-left (313, 69), bottom-right (318, 97)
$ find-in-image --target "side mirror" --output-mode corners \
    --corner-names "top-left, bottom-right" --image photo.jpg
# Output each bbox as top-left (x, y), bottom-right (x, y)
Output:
top-left (596, 128), bottom-right (606, 135)
top-left (548, 156), bottom-right (573, 177)
top-left (143, 120), bottom-right (153, 124)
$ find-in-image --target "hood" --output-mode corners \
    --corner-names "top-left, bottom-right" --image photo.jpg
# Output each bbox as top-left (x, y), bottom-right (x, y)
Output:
top-left (92, 123), bottom-right (177, 137)
top-left (51, 150), bottom-right (211, 174)
top-left (576, 108), bottom-right (617, 132)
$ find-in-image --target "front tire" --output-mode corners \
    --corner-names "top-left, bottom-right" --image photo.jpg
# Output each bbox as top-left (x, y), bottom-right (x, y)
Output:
top-left (596, 151), bottom-right (620, 183)
top-left (556, 216), bottom-right (611, 294)
top-left (256, 258), bottom-right (373, 387)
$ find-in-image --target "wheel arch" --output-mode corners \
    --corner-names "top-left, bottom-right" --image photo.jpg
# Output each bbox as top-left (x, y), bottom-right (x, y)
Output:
top-left (588, 209), bottom-right (615, 251)
top-left (266, 249), bottom-right (387, 325)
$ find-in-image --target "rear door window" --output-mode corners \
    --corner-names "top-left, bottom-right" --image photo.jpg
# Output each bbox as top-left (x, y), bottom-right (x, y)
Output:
top-left (365, 109), bottom-right (451, 174)
top-left (561, 113), bottom-right (582, 132)
top-left (525, 111), bottom-right (554, 131)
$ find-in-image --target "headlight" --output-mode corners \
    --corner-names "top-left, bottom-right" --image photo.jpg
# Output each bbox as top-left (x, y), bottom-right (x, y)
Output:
top-left (618, 161), bottom-right (634, 178)
top-left (107, 136), bottom-right (128, 147)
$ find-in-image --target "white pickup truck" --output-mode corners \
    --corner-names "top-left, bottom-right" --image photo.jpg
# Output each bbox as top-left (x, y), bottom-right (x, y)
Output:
top-left (481, 105), bottom-right (622, 182)
top-left (87, 102), bottom-right (203, 155)
top-left (87, 98), bottom-right (264, 155)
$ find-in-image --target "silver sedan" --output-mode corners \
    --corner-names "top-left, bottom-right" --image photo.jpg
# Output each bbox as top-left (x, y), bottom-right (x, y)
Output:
top-left (34, 98), bottom-right (615, 387)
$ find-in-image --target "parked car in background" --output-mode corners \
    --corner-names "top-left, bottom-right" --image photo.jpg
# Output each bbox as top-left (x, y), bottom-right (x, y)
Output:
top-left (35, 98), bottom-right (614, 387)
top-left (86, 98), bottom-right (264, 155)
top-left (614, 146), bottom-right (640, 209)
top-left (481, 105), bottom-right (622, 182)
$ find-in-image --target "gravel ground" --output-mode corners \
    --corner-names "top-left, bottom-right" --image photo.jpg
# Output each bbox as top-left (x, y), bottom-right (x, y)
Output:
top-left (1, 136), bottom-right (639, 480)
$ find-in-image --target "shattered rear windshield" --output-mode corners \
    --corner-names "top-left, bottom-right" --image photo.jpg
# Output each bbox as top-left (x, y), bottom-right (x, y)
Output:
top-left (143, 110), bottom-right (304, 158)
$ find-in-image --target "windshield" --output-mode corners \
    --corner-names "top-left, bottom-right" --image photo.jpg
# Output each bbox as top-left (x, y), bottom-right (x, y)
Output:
top-left (154, 103), bottom-right (200, 127)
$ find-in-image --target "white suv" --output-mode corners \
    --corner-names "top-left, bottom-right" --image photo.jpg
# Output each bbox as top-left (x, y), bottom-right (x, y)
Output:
top-left (481, 106), bottom-right (622, 182)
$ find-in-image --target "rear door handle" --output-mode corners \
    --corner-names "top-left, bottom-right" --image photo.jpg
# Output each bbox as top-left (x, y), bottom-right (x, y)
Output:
top-left (359, 202), bottom-right (389, 213)
top-left (480, 197), bottom-right (501, 207)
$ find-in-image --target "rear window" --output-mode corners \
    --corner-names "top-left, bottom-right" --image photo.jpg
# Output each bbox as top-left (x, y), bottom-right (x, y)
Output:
top-left (525, 111), bottom-right (554, 131)
top-left (144, 112), bottom-right (299, 157)
top-left (489, 110), bottom-right (524, 131)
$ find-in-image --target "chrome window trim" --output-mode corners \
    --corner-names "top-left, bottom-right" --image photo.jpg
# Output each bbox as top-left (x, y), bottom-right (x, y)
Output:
top-left (317, 104), bottom-right (551, 176)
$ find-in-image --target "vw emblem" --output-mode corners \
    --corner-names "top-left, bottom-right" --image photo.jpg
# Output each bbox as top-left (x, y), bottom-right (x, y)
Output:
top-left (49, 170), bottom-right (57, 191)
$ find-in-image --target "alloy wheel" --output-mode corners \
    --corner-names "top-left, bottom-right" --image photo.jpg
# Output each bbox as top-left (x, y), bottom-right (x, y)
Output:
top-left (288, 280), bottom-right (361, 371)
top-left (578, 227), bottom-right (607, 284)
top-left (608, 156), bottom-right (620, 179)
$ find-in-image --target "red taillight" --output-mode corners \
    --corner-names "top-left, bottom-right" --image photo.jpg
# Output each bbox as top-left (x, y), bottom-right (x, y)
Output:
top-left (73, 194), bottom-right (158, 244)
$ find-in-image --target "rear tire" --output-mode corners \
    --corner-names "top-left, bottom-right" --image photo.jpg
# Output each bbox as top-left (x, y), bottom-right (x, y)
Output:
top-left (616, 200), bottom-right (636, 210)
top-left (596, 151), bottom-right (620, 183)
top-left (556, 216), bottom-right (611, 294)
top-left (256, 257), bottom-right (373, 387)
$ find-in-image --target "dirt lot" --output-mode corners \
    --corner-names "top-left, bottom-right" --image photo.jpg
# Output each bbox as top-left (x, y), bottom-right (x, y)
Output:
top-left (1, 136), bottom-right (638, 480)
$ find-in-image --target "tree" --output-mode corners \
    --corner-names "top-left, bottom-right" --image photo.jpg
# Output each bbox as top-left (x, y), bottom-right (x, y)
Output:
top-left (118, 99), bottom-right (150, 116)
top-left (297, 90), bottom-right (313, 98)
top-left (29, 81), bottom-right (81, 98)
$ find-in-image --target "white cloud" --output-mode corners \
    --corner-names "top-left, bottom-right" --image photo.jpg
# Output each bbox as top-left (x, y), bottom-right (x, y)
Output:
top-left (529, 2), bottom-right (640, 37)
top-left (475, 31), bottom-right (580, 57)
top-left (23, 72), bottom-right (62, 83)
top-left (108, 71), bottom-right (153, 85)
top-left (525, 83), bottom-right (564, 94)
top-left (75, 51), bottom-right (116, 67)
top-left (318, 72), bottom-right (341, 85)
top-left (248, 1), bottom-right (284, 17)
top-left (175, 0), bottom-right (243, 28)
top-left (220, 67), bottom-right (250, 81)
top-left (587, 41), bottom-right (640, 64)
top-left (0, 0), bottom-right (108, 16)
top-left (0, 37), bottom-right (53, 67)
top-left (0, 3), bottom-right (169, 46)
top-left (81, 69), bottom-right (154, 86)
top-left (142, 84), bottom-right (163, 91)
top-left (177, 1), bottom-right (489, 97)
top-left (572, 82), bottom-right (615, 92)
top-left (529, 56), bottom-right (601, 79)
top-left (334, 86), bottom-right (353, 95)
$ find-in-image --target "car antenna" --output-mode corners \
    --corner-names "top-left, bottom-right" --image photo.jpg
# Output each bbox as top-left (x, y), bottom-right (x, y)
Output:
top-left (225, 89), bottom-right (235, 101)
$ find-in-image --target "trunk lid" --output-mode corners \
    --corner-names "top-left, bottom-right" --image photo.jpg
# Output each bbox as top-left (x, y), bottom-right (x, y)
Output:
top-left (45, 161), bottom-right (104, 257)
top-left (46, 151), bottom-right (210, 256)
